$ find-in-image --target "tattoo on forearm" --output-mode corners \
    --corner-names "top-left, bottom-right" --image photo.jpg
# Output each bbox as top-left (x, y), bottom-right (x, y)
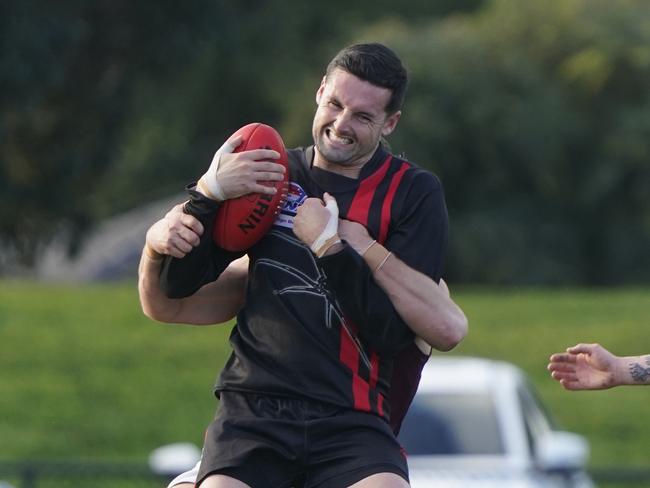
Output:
top-left (629, 359), bottom-right (650, 383)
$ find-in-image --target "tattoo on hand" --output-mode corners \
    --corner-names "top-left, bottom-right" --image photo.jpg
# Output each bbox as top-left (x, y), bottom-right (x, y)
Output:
top-left (629, 361), bottom-right (650, 383)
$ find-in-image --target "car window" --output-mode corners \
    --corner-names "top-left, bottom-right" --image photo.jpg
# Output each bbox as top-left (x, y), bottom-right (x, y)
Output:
top-left (517, 381), bottom-right (554, 456)
top-left (398, 392), bottom-right (504, 455)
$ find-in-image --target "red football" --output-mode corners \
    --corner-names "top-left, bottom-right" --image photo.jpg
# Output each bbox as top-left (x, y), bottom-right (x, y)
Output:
top-left (213, 123), bottom-right (289, 251)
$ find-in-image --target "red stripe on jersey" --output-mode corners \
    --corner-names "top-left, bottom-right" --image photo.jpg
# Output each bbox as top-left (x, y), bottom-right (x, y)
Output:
top-left (346, 155), bottom-right (392, 226)
top-left (378, 162), bottom-right (409, 245)
top-left (369, 351), bottom-right (384, 416)
top-left (369, 351), bottom-right (380, 388)
top-left (338, 155), bottom-right (401, 416)
top-left (353, 375), bottom-right (371, 411)
top-left (339, 323), bottom-right (359, 370)
top-left (340, 322), bottom-right (370, 411)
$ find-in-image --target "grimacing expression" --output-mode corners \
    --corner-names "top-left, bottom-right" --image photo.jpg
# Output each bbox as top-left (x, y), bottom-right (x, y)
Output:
top-left (312, 68), bottom-right (400, 168)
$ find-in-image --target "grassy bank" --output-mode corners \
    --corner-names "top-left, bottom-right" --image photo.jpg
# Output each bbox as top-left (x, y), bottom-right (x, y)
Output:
top-left (1, 280), bottom-right (648, 470)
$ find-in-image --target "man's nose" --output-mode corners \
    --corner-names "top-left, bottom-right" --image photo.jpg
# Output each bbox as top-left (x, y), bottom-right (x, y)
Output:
top-left (332, 110), bottom-right (353, 133)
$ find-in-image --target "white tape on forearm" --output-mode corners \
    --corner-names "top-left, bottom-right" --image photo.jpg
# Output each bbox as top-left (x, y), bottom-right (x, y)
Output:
top-left (199, 153), bottom-right (227, 201)
top-left (198, 175), bottom-right (226, 202)
top-left (310, 199), bottom-right (340, 256)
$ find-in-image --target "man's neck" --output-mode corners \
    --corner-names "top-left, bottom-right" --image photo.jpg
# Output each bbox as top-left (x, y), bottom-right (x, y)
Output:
top-left (312, 146), bottom-right (379, 179)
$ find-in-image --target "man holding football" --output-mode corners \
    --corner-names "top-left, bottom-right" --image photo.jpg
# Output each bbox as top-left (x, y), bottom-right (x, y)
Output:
top-left (139, 43), bottom-right (467, 488)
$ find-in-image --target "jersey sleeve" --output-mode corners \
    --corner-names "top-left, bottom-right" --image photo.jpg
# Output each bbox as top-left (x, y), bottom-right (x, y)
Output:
top-left (316, 170), bottom-right (448, 355)
top-left (159, 185), bottom-right (244, 298)
top-left (387, 171), bottom-right (448, 282)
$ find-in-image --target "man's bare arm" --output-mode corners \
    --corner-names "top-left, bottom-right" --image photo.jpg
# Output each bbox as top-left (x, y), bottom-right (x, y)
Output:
top-left (548, 343), bottom-right (650, 390)
top-left (138, 203), bottom-right (248, 325)
top-left (335, 219), bottom-right (467, 351)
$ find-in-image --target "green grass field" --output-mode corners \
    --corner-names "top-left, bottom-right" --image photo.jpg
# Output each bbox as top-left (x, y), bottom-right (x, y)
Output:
top-left (1, 280), bottom-right (649, 474)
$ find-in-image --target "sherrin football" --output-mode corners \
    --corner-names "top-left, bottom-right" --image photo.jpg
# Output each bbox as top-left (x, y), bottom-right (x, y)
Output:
top-left (213, 123), bottom-right (289, 251)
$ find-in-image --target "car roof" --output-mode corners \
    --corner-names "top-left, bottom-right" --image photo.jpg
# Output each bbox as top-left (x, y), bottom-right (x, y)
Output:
top-left (407, 356), bottom-right (535, 461)
top-left (417, 356), bottom-right (526, 394)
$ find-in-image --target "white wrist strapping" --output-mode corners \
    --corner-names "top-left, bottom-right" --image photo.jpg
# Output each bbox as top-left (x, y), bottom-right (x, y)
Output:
top-left (199, 153), bottom-right (227, 201)
top-left (199, 137), bottom-right (240, 201)
top-left (311, 198), bottom-right (341, 257)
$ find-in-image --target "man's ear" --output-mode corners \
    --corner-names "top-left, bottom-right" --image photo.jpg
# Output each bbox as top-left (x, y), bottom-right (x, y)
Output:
top-left (381, 110), bottom-right (401, 137)
top-left (315, 76), bottom-right (327, 105)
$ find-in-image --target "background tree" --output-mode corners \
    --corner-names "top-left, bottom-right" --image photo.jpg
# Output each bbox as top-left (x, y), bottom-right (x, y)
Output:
top-left (0, 0), bottom-right (479, 271)
top-left (2, 0), bottom-right (649, 286)
top-left (345, 0), bottom-right (650, 285)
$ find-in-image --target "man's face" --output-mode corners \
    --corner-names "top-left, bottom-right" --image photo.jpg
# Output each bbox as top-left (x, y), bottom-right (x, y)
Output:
top-left (312, 68), bottom-right (400, 169)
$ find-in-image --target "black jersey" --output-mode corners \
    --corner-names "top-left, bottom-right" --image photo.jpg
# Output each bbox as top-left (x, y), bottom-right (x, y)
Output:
top-left (160, 144), bottom-right (448, 427)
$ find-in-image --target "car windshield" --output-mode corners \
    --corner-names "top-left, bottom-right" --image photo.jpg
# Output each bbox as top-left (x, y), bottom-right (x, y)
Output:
top-left (398, 392), bottom-right (504, 455)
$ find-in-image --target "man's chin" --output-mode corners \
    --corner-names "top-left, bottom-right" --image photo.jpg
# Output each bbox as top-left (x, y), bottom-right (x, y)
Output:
top-left (316, 144), bottom-right (355, 166)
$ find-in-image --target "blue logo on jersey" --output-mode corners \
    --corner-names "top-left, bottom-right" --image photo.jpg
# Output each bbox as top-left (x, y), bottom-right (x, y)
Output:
top-left (274, 182), bottom-right (307, 229)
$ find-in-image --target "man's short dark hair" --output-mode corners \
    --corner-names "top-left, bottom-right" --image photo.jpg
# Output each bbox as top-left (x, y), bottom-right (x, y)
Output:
top-left (326, 43), bottom-right (408, 114)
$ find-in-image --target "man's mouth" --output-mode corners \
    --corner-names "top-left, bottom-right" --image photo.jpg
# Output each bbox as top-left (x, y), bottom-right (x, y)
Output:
top-left (325, 128), bottom-right (354, 145)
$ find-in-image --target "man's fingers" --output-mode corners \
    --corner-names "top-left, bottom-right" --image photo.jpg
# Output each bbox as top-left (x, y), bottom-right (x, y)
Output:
top-left (167, 245), bottom-right (190, 259)
top-left (177, 233), bottom-right (198, 252)
top-left (551, 370), bottom-right (577, 381)
top-left (438, 278), bottom-right (450, 297)
top-left (237, 149), bottom-right (281, 161)
top-left (220, 135), bottom-right (243, 154)
top-left (254, 171), bottom-right (286, 182)
top-left (165, 231), bottom-right (199, 258)
top-left (549, 353), bottom-right (578, 364)
top-left (249, 160), bottom-right (285, 173)
top-left (180, 213), bottom-right (204, 237)
top-left (180, 227), bottom-right (201, 248)
top-left (323, 192), bottom-right (339, 215)
top-left (250, 183), bottom-right (280, 195)
top-left (223, 160), bottom-right (285, 179)
top-left (548, 362), bottom-right (577, 373)
top-left (567, 343), bottom-right (598, 355)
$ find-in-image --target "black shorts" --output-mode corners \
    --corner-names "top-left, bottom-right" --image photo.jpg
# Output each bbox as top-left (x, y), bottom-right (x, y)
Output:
top-left (196, 391), bottom-right (409, 488)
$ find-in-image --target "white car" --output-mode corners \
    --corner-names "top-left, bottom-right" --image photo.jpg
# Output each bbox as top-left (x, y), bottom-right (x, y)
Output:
top-left (398, 356), bottom-right (595, 488)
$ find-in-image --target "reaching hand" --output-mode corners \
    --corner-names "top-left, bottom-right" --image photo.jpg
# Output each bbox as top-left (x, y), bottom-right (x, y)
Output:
top-left (547, 343), bottom-right (621, 390)
top-left (293, 193), bottom-right (341, 257)
top-left (145, 203), bottom-right (203, 259)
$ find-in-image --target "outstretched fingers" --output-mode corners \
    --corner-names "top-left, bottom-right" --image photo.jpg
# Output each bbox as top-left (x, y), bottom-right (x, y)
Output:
top-left (549, 352), bottom-right (578, 364)
top-left (566, 343), bottom-right (599, 355)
